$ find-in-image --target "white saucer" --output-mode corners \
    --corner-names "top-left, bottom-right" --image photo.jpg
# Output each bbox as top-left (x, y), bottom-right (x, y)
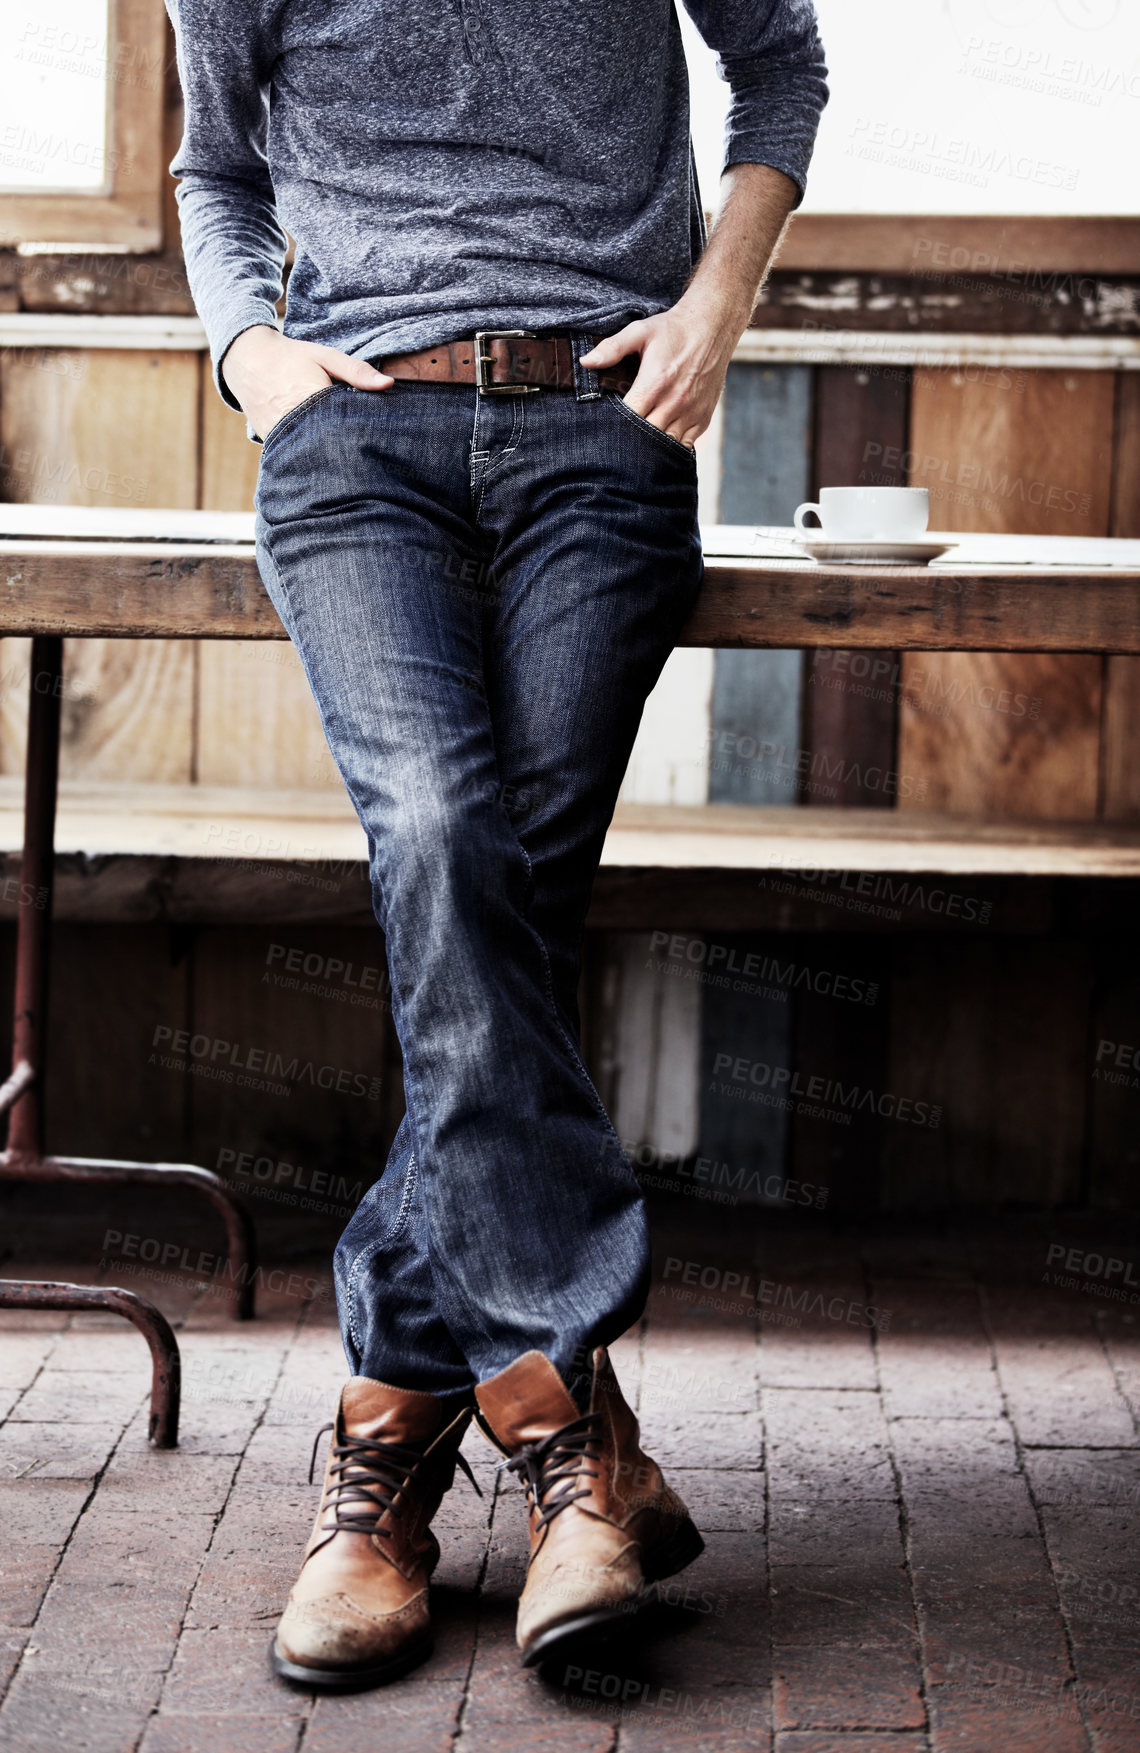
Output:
top-left (795, 537), bottom-right (958, 565)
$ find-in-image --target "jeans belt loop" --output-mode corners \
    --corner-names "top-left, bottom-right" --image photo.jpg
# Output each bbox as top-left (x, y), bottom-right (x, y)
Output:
top-left (571, 334), bottom-right (601, 403)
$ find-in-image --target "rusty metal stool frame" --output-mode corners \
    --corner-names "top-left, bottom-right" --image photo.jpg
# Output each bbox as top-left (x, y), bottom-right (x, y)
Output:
top-left (0, 637), bottom-right (256, 1444)
top-left (0, 1278), bottom-right (181, 1446)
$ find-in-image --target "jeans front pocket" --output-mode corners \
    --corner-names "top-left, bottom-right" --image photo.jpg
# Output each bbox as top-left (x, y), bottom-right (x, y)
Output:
top-left (259, 382), bottom-right (341, 458)
top-left (606, 392), bottom-right (698, 465)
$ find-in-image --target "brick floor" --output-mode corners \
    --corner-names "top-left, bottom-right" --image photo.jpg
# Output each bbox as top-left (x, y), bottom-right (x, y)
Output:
top-left (2, 1217), bottom-right (1139, 1752)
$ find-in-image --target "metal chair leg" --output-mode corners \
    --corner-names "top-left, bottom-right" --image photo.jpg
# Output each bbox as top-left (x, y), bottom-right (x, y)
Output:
top-left (0, 1278), bottom-right (180, 1447)
top-left (4, 1154), bottom-right (258, 1319)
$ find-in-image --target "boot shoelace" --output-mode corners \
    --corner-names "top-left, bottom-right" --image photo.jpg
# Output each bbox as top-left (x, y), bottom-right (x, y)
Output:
top-left (500, 1412), bottom-right (604, 1531)
top-left (309, 1421), bottom-right (481, 1538)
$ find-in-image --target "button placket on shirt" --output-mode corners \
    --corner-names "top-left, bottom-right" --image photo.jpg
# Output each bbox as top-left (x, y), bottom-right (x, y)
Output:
top-left (458, 0), bottom-right (500, 69)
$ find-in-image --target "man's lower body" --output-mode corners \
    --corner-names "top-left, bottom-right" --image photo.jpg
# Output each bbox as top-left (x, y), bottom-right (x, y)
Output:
top-left (253, 340), bottom-right (705, 1684)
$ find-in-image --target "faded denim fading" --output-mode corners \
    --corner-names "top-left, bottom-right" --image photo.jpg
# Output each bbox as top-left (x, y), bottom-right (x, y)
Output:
top-left (254, 362), bottom-right (703, 1395)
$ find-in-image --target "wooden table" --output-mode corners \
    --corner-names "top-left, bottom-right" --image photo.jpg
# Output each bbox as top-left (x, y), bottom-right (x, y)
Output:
top-left (3, 508), bottom-right (1140, 651)
top-left (2, 505), bottom-right (1138, 1445)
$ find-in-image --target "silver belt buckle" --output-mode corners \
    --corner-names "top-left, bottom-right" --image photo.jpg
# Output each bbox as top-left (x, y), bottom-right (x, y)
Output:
top-left (474, 329), bottom-right (541, 396)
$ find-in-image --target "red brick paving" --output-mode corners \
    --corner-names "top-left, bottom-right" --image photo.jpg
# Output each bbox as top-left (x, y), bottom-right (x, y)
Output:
top-left (1, 1222), bottom-right (1138, 1751)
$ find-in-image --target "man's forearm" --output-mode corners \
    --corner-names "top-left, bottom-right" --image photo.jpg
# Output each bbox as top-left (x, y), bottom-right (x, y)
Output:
top-left (578, 161), bottom-right (799, 447)
top-left (681, 162), bottom-right (799, 333)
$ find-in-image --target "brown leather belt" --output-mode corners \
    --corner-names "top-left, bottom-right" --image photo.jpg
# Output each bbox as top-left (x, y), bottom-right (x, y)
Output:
top-left (376, 330), bottom-right (638, 397)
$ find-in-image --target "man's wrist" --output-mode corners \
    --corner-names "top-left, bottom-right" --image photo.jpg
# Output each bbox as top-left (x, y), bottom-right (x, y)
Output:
top-left (675, 282), bottom-right (755, 352)
top-left (221, 324), bottom-right (280, 397)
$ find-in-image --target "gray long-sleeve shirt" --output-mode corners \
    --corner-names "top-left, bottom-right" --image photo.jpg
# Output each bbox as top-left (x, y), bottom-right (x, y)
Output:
top-left (166, 0), bottom-right (828, 409)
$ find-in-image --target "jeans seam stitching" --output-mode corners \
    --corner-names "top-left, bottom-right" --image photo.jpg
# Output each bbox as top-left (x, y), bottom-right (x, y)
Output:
top-left (469, 395), bottom-right (485, 510)
top-left (346, 1151), bottom-right (419, 1353)
top-left (513, 838), bottom-right (622, 1140)
top-left (475, 396), bottom-right (525, 511)
top-left (471, 451), bottom-right (489, 515)
top-left (572, 333), bottom-right (601, 401)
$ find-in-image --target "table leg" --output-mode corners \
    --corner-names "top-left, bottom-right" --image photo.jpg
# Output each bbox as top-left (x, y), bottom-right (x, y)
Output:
top-left (6, 632), bottom-right (62, 1157)
top-left (0, 634), bottom-right (258, 1321)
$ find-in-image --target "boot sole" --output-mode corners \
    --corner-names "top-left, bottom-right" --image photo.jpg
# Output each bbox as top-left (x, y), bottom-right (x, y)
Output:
top-left (521, 1515), bottom-right (706, 1668)
top-left (269, 1632), bottom-right (432, 1692)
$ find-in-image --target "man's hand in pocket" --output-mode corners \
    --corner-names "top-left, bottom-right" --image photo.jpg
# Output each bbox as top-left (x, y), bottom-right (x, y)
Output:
top-left (221, 326), bottom-right (393, 440)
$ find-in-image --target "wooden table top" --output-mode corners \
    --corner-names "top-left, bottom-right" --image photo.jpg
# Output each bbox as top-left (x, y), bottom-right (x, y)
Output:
top-left (3, 507), bottom-right (1140, 652)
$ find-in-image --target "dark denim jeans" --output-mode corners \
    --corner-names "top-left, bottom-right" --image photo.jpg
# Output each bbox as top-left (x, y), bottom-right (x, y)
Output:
top-left (253, 350), bottom-right (703, 1397)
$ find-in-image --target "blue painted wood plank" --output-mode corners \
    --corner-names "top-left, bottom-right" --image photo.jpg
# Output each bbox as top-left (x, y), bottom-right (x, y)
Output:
top-left (710, 363), bottom-right (812, 808)
top-left (699, 364), bottom-right (815, 1188)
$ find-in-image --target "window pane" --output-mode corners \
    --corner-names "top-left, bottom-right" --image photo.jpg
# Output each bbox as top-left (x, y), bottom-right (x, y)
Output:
top-left (684, 0), bottom-right (1138, 217)
top-left (0, 0), bottom-right (112, 192)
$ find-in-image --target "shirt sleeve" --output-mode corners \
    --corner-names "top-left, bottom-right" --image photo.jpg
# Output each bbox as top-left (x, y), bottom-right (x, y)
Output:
top-left (679, 0), bottom-right (829, 206)
top-left (165, 0), bottom-right (288, 408)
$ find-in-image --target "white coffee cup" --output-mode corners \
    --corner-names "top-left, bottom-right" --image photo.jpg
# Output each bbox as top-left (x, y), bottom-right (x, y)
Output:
top-left (793, 487), bottom-right (930, 542)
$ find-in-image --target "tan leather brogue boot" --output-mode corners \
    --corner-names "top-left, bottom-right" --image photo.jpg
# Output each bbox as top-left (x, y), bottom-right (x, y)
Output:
top-left (475, 1346), bottom-right (703, 1665)
top-left (271, 1378), bottom-right (475, 1690)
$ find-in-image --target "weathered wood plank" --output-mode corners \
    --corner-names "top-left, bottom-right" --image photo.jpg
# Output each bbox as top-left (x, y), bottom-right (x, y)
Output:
top-left (8, 853), bottom-right (1129, 934)
top-left (591, 932), bottom-right (701, 1164)
top-left (12, 251), bottom-right (1139, 334)
top-left (588, 870), bottom-right (1062, 937)
top-left (698, 928), bottom-right (790, 1197)
top-left (813, 364), bottom-right (910, 496)
top-left (708, 649), bottom-right (803, 803)
top-left (803, 365), bottom-right (909, 807)
top-left (712, 362), bottom-right (849, 1192)
top-left (8, 788), bottom-right (1136, 876)
top-left (0, 638), bottom-right (197, 783)
top-left (778, 215), bottom-right (1140, 276)
top-left (790, 931), bottom-right (895, 1211)
top-left (600, 803), bottom-right (1140, 876)
top-left (0, 347), bottom-right (200, 782)
top-left (0, 351), bottom-right (200, 518)
top-left (4, 543), bottom-right (1140, 650)
top-left (198, 357), bottom-right (260, 513)
top-left (1087, 373), bottom-right (1140, 1204)
top-left (899, 368), bottom-right (1117, 815)
top-left (0, 544), bottom-right (286, 637)
top-left (881, 937), bottom-right (1090, 1208)
top-left (1087, 940), bottom-right (1140, 1208)
top-left (0, 504), bottom-right (254, 541)
top-left (4, 784), bottom-right (1140, 864)
top-left (751, 271), bottom-right (1140, 338)
top-left (44, 925), bottom-right (191, 1164)
top-left (899, 652), bottom-right (1103, 820)
top-left (711, 362), bottom-right (811, 805)
top-left (664, 556), bottom-right (1140, 657)
top-left (3, 786), bottom-right (1139, 941)
top-left (1102, 371), bottom-right (1140, 821)
top-left (197, 641), bottom-right (343, 789)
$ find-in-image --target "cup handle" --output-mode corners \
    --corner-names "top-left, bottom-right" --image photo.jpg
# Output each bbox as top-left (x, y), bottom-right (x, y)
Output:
top-left (793, 502), bottom-right (823, 533)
